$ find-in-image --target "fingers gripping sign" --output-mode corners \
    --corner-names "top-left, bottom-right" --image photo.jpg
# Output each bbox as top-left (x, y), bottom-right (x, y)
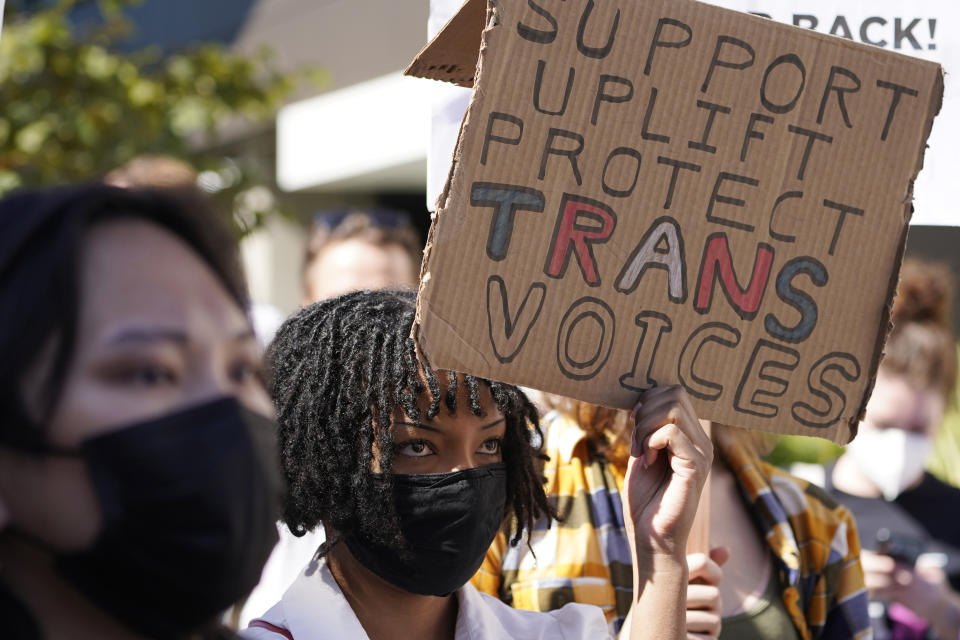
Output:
top-left (623, 385), bottom-right (714, 640)
top-left (625, 386), bottom-right (713, 560)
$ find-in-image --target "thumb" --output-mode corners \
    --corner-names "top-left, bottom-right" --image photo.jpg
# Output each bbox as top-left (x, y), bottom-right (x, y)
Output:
top-left (709, 546), bottom-right (731, 567)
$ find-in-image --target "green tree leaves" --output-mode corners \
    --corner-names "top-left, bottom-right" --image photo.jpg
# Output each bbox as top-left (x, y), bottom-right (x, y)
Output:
top-left (0, 0), bottom-right (316, 234)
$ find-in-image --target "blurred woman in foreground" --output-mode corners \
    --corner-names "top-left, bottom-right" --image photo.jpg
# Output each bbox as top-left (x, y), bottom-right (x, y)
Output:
top-left (0, 185), bottom-right (281, 639)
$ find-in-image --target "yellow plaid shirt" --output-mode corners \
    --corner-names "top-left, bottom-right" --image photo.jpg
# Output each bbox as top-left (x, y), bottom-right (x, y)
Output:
top-left (472, 411), bottom-right (871, 639)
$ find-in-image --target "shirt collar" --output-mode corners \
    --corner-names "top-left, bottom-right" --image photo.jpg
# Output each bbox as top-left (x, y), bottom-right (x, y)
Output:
top-left (280, 556), bottom-right (370, 640)
top-left (543, 410), bottom-right (589, 464)
top-left (278, 556), bottom-right (509, 640)
top-left (456, 581), bottom-right (511, 638)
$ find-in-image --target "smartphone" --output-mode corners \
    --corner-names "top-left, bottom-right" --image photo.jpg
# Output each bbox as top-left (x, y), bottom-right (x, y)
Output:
top-left (875, 527), bottom-right (925, 566)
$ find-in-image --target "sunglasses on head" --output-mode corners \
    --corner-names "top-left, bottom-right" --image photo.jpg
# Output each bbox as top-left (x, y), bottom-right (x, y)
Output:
top-left (312, 209), bottom-right (412, 230)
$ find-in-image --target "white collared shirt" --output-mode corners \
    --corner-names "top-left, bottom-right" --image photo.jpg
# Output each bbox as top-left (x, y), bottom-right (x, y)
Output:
top-left (241, 556), bottom-right (610, 640)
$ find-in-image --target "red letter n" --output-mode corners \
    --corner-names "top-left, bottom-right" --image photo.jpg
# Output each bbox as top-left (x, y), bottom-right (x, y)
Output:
top-left (544, 194), bottom-right (616, 286)
top-left (694, 233), bottom-right (774, 320)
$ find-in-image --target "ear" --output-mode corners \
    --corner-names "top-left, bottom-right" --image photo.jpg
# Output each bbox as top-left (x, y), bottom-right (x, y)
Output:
top-left (0, 493), bottom-right (9, 532)
top-left (0, 448), bottom-right (20, 533)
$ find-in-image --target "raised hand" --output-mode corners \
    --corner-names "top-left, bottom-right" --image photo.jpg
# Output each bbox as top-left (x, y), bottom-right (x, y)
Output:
top-left (623, 385), bottom-right (714, 640)
top-left (625, 385), bottom-right (713, 561)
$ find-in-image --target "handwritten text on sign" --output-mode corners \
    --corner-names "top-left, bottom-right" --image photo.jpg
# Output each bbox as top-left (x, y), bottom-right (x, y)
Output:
top-left (413, 0), bottom-right (942, 442)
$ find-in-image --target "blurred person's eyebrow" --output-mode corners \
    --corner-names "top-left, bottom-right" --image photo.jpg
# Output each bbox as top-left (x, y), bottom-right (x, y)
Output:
top-left (105, 327), bottom-right (255, 346)
top-left (230, 328), bottom-right (258, 343)
top-left (393, 417), bottom-right (506, 433)
top-left (106, 328), bottom-right (189, 346)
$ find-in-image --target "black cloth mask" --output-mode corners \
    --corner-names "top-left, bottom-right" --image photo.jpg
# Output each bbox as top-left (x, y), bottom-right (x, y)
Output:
top-left (344, 463), bottom-right (507, 597)
top-left (43, 397), bottom-right (282, 639)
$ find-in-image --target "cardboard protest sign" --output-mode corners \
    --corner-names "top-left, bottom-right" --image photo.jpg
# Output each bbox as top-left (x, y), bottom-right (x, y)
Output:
top-left (424, 0), bottom-right (959, 227)
top-left (407, 0), bottom-right (943, 443)
top-left (708, 0), bottom-right (955, 226)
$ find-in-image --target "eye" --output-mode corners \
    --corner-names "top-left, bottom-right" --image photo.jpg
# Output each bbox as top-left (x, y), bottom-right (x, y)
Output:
top-left (478, 437), bottom-right (502, 455)
top-left (120, 363), bottom-right (178, 387)
top-left (396, 440), bottom-right (435, 458)
top-left (229, 357), bottom-right (263, 386)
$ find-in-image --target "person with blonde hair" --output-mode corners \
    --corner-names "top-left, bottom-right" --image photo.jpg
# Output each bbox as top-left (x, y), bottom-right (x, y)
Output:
top-left (103, 154), bottom-right (199, 189)
top-left (827, 259), bottom-right (960, 639)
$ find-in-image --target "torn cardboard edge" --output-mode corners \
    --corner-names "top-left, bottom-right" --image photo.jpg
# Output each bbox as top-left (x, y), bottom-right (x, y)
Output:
top-left (855, 69), bottom-right (944, 435)
top-left (405, 0), bottom-right (487, 88)
top-left (412, 0), bottom-right (498, 357)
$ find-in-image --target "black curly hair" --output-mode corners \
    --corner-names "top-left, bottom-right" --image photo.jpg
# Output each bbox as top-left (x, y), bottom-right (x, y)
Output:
top-left (266, 289), bottom-right (555, 553)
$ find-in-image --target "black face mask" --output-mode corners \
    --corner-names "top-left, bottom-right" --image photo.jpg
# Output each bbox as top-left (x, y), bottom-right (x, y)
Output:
top-left (35, 397), bottom-right (282, 639)
top-left (344, 463), bottom-right (507, 597)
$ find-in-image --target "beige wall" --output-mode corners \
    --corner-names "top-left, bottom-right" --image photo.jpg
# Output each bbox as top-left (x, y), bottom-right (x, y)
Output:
top-left (234, 0), bottom-right (431, 317)
top-left (241, 215), bottom-right (305, 317)
top-left (233, 0), bottom-right (429, 98)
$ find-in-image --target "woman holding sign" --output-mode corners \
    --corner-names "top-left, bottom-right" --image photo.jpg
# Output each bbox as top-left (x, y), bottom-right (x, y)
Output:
top-left (243, 290), bottom-right (711, 640)
top-left (472, 401), bottom-right (871, 639)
